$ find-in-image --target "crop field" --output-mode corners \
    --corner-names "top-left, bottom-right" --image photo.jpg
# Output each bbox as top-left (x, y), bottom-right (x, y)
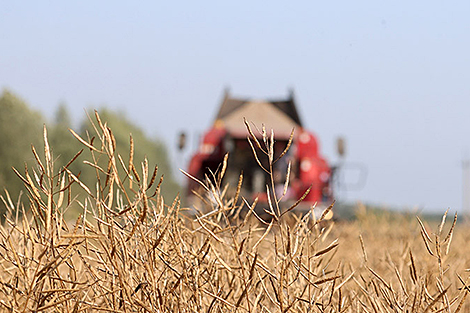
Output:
top-left (1, 112), bottom-right (470, 312)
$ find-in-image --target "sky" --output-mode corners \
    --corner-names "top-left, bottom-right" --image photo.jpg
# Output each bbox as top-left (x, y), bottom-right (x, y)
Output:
top-left (1, 1), bottom-right (469, 212)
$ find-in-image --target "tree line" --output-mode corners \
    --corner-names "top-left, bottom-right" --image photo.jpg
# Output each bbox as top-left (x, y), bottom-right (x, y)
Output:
top-left (0, 89), bottom-right (180, 216)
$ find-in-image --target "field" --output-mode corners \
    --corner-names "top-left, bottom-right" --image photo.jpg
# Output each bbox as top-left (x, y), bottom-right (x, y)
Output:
top-left (1, 113), bottom-right (469, 312)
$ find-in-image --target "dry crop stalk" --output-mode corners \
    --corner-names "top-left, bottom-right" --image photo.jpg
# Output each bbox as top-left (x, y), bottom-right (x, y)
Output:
top-left (1, 113), bottom-right (470, 312)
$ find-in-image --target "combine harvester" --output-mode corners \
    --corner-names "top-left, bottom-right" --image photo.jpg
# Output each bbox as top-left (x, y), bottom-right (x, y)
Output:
top-left (185, 89), bottom-right (335, 218)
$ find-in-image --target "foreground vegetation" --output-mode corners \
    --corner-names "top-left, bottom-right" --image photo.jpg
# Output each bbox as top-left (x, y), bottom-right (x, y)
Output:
top-left (0, 89), bottom-right (179, 208)
top-left (1, 113), bottom-right (469, 312)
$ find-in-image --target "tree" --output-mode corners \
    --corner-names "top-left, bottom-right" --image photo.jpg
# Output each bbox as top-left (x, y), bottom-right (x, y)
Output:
top-left (0, 89), bottom-right (44, 204)
top-left (49, 102), bottom-right (82, 171)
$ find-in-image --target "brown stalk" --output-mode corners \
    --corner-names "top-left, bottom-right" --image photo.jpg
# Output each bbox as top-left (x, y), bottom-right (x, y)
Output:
top-left (247, 136), bottom-right (269, 174)
top-left (359, 234), bottom-right (368, 264)
top-left (274, 128), bottom-right (295, 164)
top-left (244, 118), bottom-right (266, 154)
top-left (279, 185), bottom-right (311, 218)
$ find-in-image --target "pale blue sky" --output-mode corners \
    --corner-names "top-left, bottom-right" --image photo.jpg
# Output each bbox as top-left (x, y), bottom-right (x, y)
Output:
top-left (1, 1), bottom-right (469, 212)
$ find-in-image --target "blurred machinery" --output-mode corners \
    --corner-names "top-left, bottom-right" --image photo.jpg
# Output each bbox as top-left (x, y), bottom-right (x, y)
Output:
top-left (182, 89), bottom-right (335, 215)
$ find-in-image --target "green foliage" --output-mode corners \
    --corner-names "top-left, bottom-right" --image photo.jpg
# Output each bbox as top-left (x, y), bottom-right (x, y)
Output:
top-left (0, 89), bottom-right (44, 203)
top-left (48, 103), bottom-right (82, 171)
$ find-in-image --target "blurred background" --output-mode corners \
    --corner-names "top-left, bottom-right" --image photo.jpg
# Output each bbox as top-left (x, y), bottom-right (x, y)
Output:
top-left (1, 1), bottom-right (469, 213)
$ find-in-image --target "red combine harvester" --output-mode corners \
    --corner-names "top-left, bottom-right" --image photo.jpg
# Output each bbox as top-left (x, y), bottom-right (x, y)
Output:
top-left (186, 89), bottom-right (333, 216)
